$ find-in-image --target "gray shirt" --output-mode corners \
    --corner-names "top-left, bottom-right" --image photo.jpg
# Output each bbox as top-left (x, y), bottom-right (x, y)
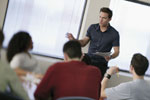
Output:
top-left (106, 79), bottom-right (150, 100)
top-left (0, 61), bottom-right (29, 100)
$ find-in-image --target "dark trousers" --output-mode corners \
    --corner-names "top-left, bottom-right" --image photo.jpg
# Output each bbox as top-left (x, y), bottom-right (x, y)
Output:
top-left (91, 61), bottom-right (108, 78)
top-left (82, 54), bottom-right (108, 78)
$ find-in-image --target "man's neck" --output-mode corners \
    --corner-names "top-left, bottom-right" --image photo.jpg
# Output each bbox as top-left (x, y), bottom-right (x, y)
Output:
top-left (67, 58), bottom-right (80, 62)
top-left (100, 24), bottom-right (109, 32)
top-left (133, 74), bottom-right (144, 80)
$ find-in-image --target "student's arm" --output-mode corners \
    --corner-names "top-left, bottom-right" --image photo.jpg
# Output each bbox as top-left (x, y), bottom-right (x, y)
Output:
top-left (7, 66), bottom-right (30, 100)
top-left (67, 33), bottom-right (90, 47)
top-left (14, 67), bottom-right (43, 79)
top-left (14, 67), bottom-right (31, 76)
top-left (101, 77), bottom-right (109, 98)
top-left (101, 67), bottom-right (118, 98)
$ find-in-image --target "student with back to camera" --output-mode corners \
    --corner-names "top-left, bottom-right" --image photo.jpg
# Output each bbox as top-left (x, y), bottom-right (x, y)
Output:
top-left (101, 53), bottom-right (150, 100)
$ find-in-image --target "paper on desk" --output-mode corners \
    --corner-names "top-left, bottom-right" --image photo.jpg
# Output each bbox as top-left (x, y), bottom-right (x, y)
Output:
top-left (22, 81), bottom-right (37, 100)
top-left (22, 74), bottom-right (41, 84)
top-left (93, 52), bottom-right (111, 57)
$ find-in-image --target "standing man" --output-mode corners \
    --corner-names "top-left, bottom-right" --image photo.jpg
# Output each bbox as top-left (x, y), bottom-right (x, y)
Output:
top-left (67, 7), bottom-right (120, 77)
top-left (101, 53), bottom-right (150, 100)
top-left (34, 40), bottom-right (102, 100)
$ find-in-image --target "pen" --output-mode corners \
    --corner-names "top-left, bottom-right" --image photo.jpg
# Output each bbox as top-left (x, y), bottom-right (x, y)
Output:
top-left (117, 72), bottom-right (119, 77)
top-left (116, 66), bottom-right (119, 77)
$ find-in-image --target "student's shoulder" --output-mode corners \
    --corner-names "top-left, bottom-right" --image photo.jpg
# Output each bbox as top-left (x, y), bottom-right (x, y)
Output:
top-left (87, 64), bottom-right (98, 68)
top-left (13, 52), bottom-right (28, 59)
top-left (0, 60), bottom-right (10, 69)
top-left (86, 65), bottom-right (101, 72)
top-left (115, 81), bottom-right (133, 90)
top-left (46, 62), bottom-right (67, 74)
top-left (0, 60), bottom-right (17, 75)
top-left (10, 53), bottom-right (25, 63)
top-left (53, 61), bottom-right (67, 66)
top-left (85, 65), bottom-right (102, 78)
top-left (48, 62), bottom-right (66, 69)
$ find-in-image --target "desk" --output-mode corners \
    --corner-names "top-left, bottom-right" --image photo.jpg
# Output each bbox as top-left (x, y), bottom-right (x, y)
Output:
top-left (21, 74), bottom-right (41, 100)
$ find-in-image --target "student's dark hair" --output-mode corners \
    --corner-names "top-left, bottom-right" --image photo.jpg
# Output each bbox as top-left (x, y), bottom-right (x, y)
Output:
top-left (131, 53), bottom-right (149, 76)
top-left (7, 31), bottom-right (32, 62)
top-left (100, 7), bottom-right (113, 18)
top-left (0, 29), bottom-right (4, 46)
top-left (63, 40), bottom-right (82, 59)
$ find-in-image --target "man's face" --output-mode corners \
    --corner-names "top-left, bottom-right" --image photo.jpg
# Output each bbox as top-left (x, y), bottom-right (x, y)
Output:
top-left (28, 39), bottom-right (33, 50)
top-left (99, 12), bottom-right (111, 27)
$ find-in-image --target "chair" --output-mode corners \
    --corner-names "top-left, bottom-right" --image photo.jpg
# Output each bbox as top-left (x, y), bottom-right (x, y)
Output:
top-left (57, 96), bottom-right (95, 100)
top-left (0, 91), bottom-right (23, 100)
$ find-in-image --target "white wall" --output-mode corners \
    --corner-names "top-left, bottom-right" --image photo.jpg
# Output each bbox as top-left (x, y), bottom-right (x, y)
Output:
top-left (0, 0), bottom-right (8, 28)
top-left (0, 0), bottom-right (149, 87)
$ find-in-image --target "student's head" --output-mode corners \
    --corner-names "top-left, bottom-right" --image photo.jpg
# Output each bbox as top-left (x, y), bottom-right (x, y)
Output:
top-left (7, 31), bottom-right (32, 62)
top-left (0, 30), bottom-right (4, 48)
top-left (130, 53), bottom-right (149, 76)
top-left (99, 7), bottom-right (112, 27)
top-left (63, 40), bottom-right (82, 61)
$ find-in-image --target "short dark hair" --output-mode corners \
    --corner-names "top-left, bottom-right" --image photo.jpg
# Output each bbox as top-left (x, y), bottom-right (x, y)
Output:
top-left (131, 53), bottom-right (149, 76)
top-left (7, 31), bottom-right (32, 62)
top-left (100, 7), bottom-right (113, 18)
top-left (63, 40), bottom-right (82, 59)
top-left (0, 30), bottom-right (4, 47)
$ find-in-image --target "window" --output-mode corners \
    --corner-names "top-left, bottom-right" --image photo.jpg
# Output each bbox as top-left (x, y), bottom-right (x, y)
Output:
top-left (109, 0), bottom-right (150, 76)
top-left (3, 0), bottom-right (86, 59)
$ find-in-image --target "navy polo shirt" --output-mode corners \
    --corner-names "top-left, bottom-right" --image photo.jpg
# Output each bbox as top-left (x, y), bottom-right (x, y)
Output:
top-left (86, 23), bottom-right (119, 63)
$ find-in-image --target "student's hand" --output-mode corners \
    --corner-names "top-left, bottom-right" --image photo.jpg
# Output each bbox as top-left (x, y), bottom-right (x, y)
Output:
top-left (66, 33), bottom-right (75, 40)
top-left (34, 73), bottom-right (43, 79)
top-left (107, 66), bottom-right (119, 75)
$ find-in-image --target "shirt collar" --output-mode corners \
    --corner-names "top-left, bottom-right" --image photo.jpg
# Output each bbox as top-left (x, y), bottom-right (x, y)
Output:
top-left (96, 23), bottom-right (111, 32)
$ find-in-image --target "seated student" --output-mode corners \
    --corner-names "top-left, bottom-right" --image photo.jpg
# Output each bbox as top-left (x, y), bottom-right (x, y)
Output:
top-left (0, 30), bottom-right (29, 100)
top-left (101, 53), bottom-right (150, 100)
top-left (6, 31), bottom-right (43, 79)
top-left (34, 40), bottom-right (102, 100)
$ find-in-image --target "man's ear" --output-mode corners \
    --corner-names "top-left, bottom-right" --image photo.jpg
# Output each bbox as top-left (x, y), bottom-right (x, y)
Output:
top-left (109, 18), bottom-right (112, 22)
top-left (130, 65), bottom-right (134, 73)
top-left (63, 53), bottom-right (68, 62)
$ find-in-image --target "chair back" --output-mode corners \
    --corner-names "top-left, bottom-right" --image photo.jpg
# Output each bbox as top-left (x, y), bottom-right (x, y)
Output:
top-left (57, 96), bottom-right (95, 100)
top-left (0, 91), bottom-right (23, 100)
